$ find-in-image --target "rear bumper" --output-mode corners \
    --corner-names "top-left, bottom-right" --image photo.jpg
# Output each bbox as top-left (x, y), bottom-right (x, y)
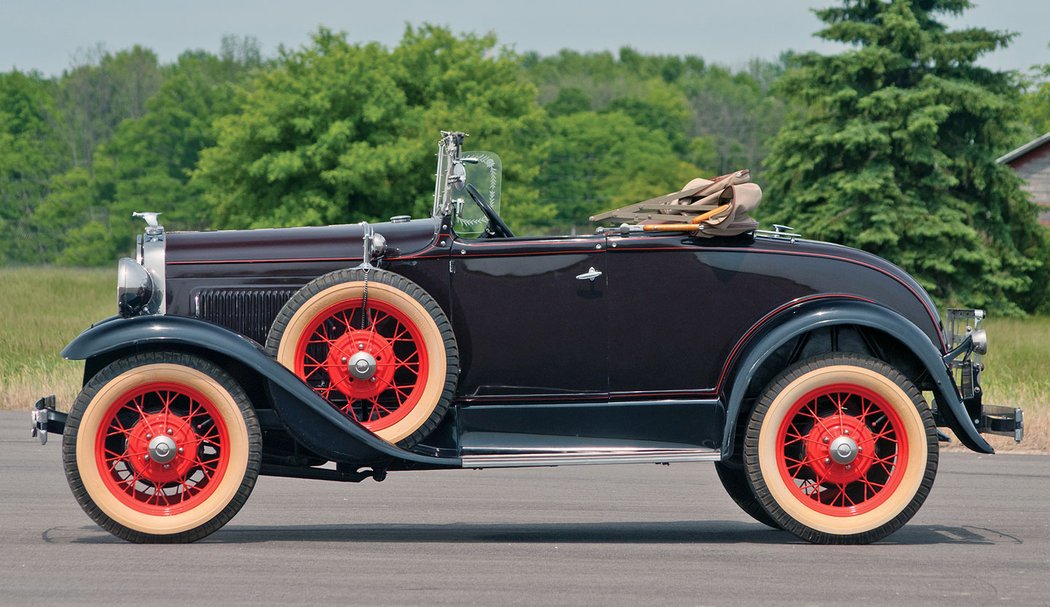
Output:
top-left (31, 395), bottom-right (66, 445)
top-left (977, 404), bottom-right (1024, 443)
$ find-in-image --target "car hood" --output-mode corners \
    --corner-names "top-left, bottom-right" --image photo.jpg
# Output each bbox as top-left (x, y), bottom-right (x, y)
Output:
top-left (165, 218), bottom-right (441, 265)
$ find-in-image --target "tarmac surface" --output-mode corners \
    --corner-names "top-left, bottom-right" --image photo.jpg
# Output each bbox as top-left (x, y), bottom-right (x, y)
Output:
top-left (2, 410), bottom-right (1049, 606)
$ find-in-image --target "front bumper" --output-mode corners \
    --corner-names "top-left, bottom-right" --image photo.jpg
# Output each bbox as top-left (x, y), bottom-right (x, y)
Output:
top-left (31, 395), bottom-right (66, 445)
top-left (942, 308), bottom-right (1023, 446)
top-left (976, 404), bottom-right (1024, 443)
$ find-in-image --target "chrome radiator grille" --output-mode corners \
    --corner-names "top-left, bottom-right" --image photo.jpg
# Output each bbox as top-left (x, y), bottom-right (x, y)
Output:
top-left (195, 288), bottom-right (299, 344)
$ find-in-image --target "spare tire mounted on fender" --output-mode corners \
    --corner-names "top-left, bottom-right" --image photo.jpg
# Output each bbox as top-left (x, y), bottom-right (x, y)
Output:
top-left (266, 268), bottom-right (458, 448)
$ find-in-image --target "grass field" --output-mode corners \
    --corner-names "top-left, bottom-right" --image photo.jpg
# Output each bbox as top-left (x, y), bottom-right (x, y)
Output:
top-left (2, 266), bottom-right (1046, 451)
top-left (0, 267), bottom-right (113, 412)
top-left (967, 315), bottom-right (1050, 452)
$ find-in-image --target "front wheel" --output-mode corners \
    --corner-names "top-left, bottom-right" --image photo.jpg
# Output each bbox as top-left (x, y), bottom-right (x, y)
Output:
top-left (743, 353), bottom-right (938, 544)
top-left (62, 352), bottom-right (261, 543)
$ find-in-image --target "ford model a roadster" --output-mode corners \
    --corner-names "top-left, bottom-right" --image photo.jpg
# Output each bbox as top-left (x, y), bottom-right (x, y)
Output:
top-left (33, 131), bottom-right (1022, 544)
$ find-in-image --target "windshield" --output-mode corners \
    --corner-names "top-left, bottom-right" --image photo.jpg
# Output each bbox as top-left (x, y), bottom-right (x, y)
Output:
top-left (453, 151), bottom-right (502, 237)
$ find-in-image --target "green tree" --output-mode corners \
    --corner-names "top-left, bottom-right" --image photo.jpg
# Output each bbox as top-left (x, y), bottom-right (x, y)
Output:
top-left (536, 111), bottom-right (705, 231)
top-left (36, 40), bottom-right (263, 264)
top-left (525, 48), bottom-right (703, 132)
top-left (546, 87), bottom-right (592, 117)
top-left (0, 71), bottom-right (65, 262)
top-left (680, 61), bottom-right (787, 177)
top-left (53, 45), bottom-right (163, 173)
top-left (1018, 46), bottom-right (1050, 139)
top-left (523, 48), bottom-right (784, 182)
top-left (606, 78), bottom-right (692, 152)
top-left (764, 0), bottom-right (1048, 314)
top-left (194, 26), bottom-right (549, 231)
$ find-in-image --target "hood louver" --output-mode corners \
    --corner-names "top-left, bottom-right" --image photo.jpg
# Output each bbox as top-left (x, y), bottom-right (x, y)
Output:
top-left (194, 288), bottom-right (299, 345)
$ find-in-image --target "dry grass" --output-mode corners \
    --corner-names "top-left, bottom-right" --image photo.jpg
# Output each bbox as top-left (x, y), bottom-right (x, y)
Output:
top-left (1, 267), bottom-right (1046, 452)
top-left (949, 316), bottom-right (1050, 453)
top-left (0, 267), bottom-right (111, 410)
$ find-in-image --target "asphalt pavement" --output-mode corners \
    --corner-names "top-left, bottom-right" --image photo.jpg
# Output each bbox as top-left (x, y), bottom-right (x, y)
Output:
top-left (2, 411), bottom-right (1048, 606)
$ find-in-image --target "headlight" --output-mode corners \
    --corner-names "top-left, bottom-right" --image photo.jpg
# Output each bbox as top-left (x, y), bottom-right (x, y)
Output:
top-left (117, 257), bottom-right (155, 317)
top-left (971, 329), bottom-right (987, 355)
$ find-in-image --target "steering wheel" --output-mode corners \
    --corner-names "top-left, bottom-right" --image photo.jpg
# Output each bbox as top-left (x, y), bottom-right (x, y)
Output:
top-left (465, 183), bottom-right (514, 238)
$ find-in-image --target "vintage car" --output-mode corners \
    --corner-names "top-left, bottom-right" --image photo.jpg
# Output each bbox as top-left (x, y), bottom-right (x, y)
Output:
top-left (32, 131), bottom-right (1022, 545)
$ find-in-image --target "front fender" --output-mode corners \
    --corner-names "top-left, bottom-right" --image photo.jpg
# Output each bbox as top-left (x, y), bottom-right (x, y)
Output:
top-left (63, 315), bottom-right (460, 467)
top-left (721, 300), bottom-right (993, 457)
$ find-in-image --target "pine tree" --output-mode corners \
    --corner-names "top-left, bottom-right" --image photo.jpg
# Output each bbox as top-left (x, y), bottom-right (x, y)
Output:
top-left (764, 0), bottom-right (1048, 314)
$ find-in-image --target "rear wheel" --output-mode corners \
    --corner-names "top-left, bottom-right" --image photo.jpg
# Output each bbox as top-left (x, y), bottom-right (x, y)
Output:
top-left (62, 352), bottom-right (261, 543)
top-left (266, 268), bottom-right (458, 448)
top-left (743, 353), bottom-right (938, 544)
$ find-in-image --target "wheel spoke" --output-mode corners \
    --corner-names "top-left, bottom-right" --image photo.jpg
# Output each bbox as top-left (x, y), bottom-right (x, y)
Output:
top-left (367, 311), bottom-right (386, 340)
top-left (94, 376), bottom-right (232, 516)
top-left (293, 296), bottom-right (432, 433)
top-left (774, 377), bottom-right (916, 519)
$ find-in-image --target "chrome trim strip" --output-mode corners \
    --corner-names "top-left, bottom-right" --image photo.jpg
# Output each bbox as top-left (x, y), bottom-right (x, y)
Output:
top-left (462, 448), bottom-right (720, 468)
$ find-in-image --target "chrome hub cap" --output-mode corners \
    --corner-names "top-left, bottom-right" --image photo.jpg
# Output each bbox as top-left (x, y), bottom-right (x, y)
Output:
top-left (347, 351), bottom-right (378, 380)
top-left (828, 435), bottom-right (859, 465)
top-left (147, 435), bottom-right (178, 464)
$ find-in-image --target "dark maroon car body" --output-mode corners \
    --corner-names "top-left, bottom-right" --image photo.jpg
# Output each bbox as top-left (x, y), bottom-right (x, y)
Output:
top-left (74, 215), bottom-right (987, 463)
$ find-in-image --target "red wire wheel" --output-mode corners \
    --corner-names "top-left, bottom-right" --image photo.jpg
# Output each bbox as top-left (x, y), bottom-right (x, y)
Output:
top-left (63, 352), bottom-right (261, 543)
top-left (293, 298), bottom-right (430, 432)
top-left (94, 382), bottom-right (231, 515)
top-left (744, 353), bottom-right (938, 544)
top-left (268, 268), bottom-right (458, 447)
top-left (774, 383), bottom-right (908, 517)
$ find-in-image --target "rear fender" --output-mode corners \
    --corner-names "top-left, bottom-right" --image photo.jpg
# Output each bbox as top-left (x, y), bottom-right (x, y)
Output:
top-left (62, 316), bottom-right (460, 467)
top-left (721, 300), bottom-right (993, 457)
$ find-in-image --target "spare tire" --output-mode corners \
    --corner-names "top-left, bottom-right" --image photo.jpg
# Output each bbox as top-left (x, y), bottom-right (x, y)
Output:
top-left (266, 268), bottom-right (458, 448)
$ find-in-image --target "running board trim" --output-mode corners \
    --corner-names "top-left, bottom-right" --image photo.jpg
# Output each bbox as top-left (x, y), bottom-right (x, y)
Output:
top-left (462, 449), bottom-right (720, 468)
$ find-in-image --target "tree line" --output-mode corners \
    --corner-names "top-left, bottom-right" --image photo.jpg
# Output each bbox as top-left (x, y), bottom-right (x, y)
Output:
top-left (1, 1), bottom-right (1048, 313)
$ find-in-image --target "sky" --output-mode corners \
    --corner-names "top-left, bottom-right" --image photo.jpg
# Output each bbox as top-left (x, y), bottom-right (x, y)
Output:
top-left (1, 0), bottom-right (1047, 76)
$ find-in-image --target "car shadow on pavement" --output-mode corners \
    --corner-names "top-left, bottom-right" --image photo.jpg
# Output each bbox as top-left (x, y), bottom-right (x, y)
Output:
top-left (48, 520), bottom-right (1020, 546)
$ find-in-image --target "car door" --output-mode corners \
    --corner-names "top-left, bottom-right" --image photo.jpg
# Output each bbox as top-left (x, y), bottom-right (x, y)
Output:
top-left (603, 233), bottom-right (810, 397)
top-left (448, 235), bottom-right (608, 400)
top-left (604, 234), bottom-right (741, 397)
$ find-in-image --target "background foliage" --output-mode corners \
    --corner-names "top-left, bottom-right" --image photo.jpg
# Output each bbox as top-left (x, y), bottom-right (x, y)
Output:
top-left (763, 0), bottom-right (1050, 314)
top-left (1, 2), bottom-right (1048, 313)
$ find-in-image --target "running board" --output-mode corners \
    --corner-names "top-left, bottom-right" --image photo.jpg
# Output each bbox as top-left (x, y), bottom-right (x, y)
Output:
top-left (462, 448), bottom-right (720, 469)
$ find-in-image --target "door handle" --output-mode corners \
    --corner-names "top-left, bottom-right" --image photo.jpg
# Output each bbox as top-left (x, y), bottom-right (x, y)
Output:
top-left (575, 267), bottom-right (603, 281)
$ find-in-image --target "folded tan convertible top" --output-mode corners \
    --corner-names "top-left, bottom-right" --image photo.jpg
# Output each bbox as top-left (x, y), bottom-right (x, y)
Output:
top-left (590, 169), bottom-right (761, 237)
